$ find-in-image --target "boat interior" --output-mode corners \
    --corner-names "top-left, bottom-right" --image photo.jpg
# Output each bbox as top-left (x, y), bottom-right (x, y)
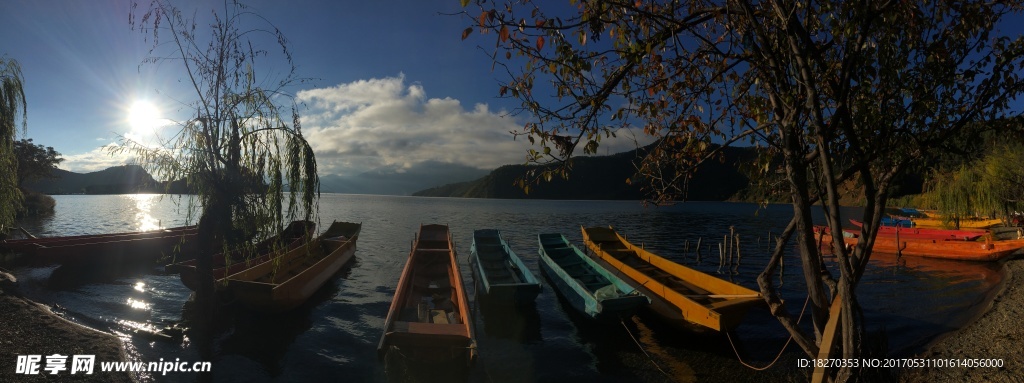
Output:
top-left (474, 233), bottom-right (523, 284)
top-left (590, 234), bottom-right (732, 310)
top-left (399, 248), bottom-right (463, 325)
top-left (540, 236), bottom-right (615, 293)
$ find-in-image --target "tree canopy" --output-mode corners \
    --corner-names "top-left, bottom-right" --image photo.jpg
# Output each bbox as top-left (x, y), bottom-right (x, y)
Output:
top-left (0, 56), bottom-right (27, 231)
top-left (463, 1), bottom-right (1024, 380)
top-left (14, 138), bottom-right (63, 189)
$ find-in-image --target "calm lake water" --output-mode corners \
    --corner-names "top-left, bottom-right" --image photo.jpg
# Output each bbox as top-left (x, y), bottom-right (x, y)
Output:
top-left (5, 194), bottom-right (1005, 382)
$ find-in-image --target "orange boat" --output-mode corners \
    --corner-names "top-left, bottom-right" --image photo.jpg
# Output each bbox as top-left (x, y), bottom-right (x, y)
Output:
top-left (377, 224), bottom-right (476, 367)
top-left (816, 228), bottom-right (1023, 262)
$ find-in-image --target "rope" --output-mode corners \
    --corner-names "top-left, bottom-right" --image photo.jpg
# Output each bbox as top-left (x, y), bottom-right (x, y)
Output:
top-left (619, 317), bottom-right (674, 381)
top-left (726, 293), bottom-right (812, 371)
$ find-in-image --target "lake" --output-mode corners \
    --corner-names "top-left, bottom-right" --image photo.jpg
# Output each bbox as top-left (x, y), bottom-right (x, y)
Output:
top-left (6, 194), bottom-right (1005, 382)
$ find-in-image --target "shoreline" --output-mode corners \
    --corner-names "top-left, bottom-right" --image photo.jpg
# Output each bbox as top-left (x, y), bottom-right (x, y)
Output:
top-left (0, 271), bottom-right (132, 382)
top-left (902, 256), bottom-right (1023, 381)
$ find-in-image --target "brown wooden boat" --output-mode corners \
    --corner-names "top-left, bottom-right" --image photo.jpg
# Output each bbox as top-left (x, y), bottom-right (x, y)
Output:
top-left (816, 228), bottom-right (1023, 262)
top-left (223, 221), bottom-right (360, 312)
top-left (2, 226), bottom-right (197, 254)
top-left (377, 224), bottom-right (476, 366)
top-left (581, 226), bottom-right (761, 331)
top-left (33, 230), bottom-right (197, 266)
top-left (166, 220), bottom-right (315, 291)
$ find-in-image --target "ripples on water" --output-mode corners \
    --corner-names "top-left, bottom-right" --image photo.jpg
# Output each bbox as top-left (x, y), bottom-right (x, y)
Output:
top-left (6, 194), bottom-right (1005, 382)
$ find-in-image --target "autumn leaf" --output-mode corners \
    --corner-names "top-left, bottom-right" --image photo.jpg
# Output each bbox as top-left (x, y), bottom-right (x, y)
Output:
top-left (462, 27), bottom-right (473, 40)
top-left (460, 0), bottom-right (471, 7)
top-left (499, 25), bottom-right (509, 42)
top-left (537, 36), bottom-right (545, 51)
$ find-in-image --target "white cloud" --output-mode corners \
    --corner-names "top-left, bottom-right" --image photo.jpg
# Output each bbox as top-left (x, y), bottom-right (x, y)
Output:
top-left (62, 74), bottom-right (650, 176)
top-left (297, 74), bottom-right (531, 176)
top-left (59, 144), bottom-right (132, 173)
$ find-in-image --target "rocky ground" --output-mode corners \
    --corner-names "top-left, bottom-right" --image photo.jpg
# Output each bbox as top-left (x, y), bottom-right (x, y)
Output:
top-left (901, 256), bottom-right (1024, 382)
top-left (0, 270), bottom-right (132, 382)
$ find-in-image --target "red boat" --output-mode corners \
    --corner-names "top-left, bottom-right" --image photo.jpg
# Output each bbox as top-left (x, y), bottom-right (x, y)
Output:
top-left (34, 231), bottom-right (198, 266)
top-left (848, 220), bottom-right (985, 241)
top-left (2, 226), bottom-right (197, 254)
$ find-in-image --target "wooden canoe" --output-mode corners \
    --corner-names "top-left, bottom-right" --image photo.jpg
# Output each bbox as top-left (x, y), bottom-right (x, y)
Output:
top-left (1, 226), bottom-right (197, 254)
top-left (581, 226), bottom-right (762, 331)
top-left (816, 229), bottom-right (1023, 262)
top-left (849, 219), bottom-right (985, 241)
top-left (378, 224), bottom-right (476, 366)
top-left (166, 220), bottom-right (315, 291)
top-left (469, 229), bottom-right (541, 305)
top-left (912, 217), bottom-right (1002, 230)
top-left (32, 230), bottom-right (197, 266)
top-left (223, 221), bottom-right (360, 312)
top-left (537, 233), bottom-right (649, 322)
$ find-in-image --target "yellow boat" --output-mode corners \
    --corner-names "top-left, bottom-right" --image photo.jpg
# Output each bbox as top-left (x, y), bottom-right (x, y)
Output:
top-left (581, 226), bottom-right (762, 331)
top-left (913, 217), bottom-right (1002, 230)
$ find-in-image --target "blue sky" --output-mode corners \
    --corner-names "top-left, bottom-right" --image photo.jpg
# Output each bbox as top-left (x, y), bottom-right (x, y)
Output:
top-left (0, 0), bottom-right (647, 176)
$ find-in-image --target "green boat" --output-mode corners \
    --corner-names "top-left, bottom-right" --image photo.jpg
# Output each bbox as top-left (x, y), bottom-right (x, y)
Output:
top-left (470, 229), bottom-right (541, 305)
top-left (537, 233), bottom-right (649, 322)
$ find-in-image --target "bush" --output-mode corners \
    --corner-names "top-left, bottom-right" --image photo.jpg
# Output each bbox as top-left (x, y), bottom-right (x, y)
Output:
top-left (17, 189), bottom-right (55, 217)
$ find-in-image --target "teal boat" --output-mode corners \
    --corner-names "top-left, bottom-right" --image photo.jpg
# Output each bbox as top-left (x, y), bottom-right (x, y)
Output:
top-left (537, 233), bottom-right (649, 321)
top-left (469, 229), bottom-right (541, 305)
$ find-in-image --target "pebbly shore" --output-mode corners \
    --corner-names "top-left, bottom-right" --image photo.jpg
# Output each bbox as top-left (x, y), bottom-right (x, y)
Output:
top-left (0, 270), bottom-right (132, 382)
top-left (902, 257), bottom-right (1024, 382)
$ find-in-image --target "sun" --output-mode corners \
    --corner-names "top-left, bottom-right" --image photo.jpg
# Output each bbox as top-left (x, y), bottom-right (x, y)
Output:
top-left (127, 100), bottom-right (161, 133)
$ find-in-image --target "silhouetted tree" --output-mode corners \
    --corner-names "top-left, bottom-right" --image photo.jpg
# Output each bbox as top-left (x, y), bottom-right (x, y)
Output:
top-left (14, 138), bottom-right (63, 188)
top-left (117, 0), bottom-right (319, 328)
top-left (0, 56), bottom-right (27, 231)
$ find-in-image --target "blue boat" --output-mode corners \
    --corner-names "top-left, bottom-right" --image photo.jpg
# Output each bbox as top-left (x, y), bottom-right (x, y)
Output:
top-left (537, 233), bottom-right (649, 321)
top-left (469, 229), bottom-right (541, 305)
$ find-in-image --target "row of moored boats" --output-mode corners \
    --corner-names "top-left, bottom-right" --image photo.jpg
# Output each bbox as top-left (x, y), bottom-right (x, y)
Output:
top-left (376, 224), bottom-right (765, 367)
top-left (816, 218), bottom-right (1024, 262)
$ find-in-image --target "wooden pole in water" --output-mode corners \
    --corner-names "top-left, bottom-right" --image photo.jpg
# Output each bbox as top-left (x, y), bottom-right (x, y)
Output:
top-left (778, 237), bottom-right (785, 284)
top-left (734, 234), bottom-right (742, 274)
top-left (696, 237), bottom-right (703, 255)
top-left (718, 242), bottom-right (724, 273)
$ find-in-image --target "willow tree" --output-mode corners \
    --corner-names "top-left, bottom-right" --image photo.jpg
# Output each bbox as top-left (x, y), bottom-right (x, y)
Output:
top-left (927, 138), bottom-right (1024, 226)
top-left (462, 0), bottom-right (1024, 381)
top-left (116, 0), bottom-right (319, 318)
top-left (0, 56), bottom-right (27, 232)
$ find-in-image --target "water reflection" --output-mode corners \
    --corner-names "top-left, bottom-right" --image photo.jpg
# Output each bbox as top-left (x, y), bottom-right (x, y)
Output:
top-left (126, 194), bottom-right (164, 231)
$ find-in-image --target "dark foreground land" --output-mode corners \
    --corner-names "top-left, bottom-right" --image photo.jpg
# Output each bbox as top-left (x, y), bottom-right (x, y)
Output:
top-left (902, 257), bottom-right (1024, 382)
top-left (0, 270), bottom-right (131, 383)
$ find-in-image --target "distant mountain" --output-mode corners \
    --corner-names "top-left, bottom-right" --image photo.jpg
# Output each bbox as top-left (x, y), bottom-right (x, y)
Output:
top-left (25, 161), bottom-right (491, 197)
top-left (413, 145), bottom-right (756, 201)
top-left (25, 165), bottom-right (163, 195)
top-left (319, 161), bottom-right (489, 195)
